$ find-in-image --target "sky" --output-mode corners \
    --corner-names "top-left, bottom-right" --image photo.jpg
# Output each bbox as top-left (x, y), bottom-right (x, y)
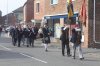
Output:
top-left (0, 0), bottom-right (27, 16)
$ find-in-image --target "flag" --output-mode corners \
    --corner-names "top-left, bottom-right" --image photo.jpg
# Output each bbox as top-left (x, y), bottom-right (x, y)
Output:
top-left (67, 0), bottom-right (74, 18)
top-left (79, 0), bottom-right (87, 26)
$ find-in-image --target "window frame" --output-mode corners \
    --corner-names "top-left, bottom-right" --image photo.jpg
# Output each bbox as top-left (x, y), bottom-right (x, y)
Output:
top-left (36, 3), bottom-right (40, 13)
top-left (50, 0), bottom-right (58, 5)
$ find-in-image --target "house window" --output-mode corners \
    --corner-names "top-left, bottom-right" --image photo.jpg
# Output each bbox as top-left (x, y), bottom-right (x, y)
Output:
top-left (51, 0), bottom-right (58, 5)
top-left (36, 3), bottom-right (40, 12)
top-left (67, 0), bottom-right (75, 3)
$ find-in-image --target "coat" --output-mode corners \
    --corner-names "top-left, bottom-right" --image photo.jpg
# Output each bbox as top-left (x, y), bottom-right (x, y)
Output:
top-left (42, 27), bottom-right (51, 44)
top-left (60, 28), bottom-right (69, 44)
top-left (29, 29), bottom-right (35, 39)
top-left (70, 29), bottom-right (82, 45)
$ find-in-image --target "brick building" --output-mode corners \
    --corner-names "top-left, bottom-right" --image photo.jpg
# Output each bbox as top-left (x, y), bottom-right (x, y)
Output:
top-left (88, 0), bottom-right (100, 48)
top-left (33, 0), bottom-right (100, 48)
top-left (34, 0), bottom-right (45, 20)
top-left (23, 0), bottom-right (100, 48)
top-left (2, 13), bottom-right (16, 27)
top-left (23, 0), bottom-right (34, 25)
top-left (2, 7), bottom-right (23, 27)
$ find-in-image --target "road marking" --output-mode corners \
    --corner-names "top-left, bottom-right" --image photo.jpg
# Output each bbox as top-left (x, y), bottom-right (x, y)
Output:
top-left (20, 53), bottom-right (47, 64)
top-left (0, 45), bottom-right (12, 51)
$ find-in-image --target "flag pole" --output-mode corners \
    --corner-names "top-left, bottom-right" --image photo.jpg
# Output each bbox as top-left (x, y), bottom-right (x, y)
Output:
top-left (68, 17), bottom-right (72, 39)
top-left (67, 0), bottom-right (74, 38)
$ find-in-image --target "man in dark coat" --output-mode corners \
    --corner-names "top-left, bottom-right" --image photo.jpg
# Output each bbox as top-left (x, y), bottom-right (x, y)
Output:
top-left (16, 26), bottom-right (23, 47)
top-left (10, 26), bottom-right (17, 46)
top-left (34, 25), bottom-right (38, 39)
top-left (22, 26), bottom-right (30, 47)
top-left (29, 27), bottom-right (35, 47)
top-left (60, 25), bottom-right (71, 56)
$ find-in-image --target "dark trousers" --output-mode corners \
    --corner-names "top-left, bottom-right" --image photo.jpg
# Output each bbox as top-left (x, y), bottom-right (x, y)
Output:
top-left (12, 37), bottom-right (17, 46)
top-left (29, 38), bottom-right (34, 47)
top-left (26, 38), bottom-right (30, 47)
top-left (0, 32), bottom-right (1, 37)
top-left (62, 42), bottom-right (70, 56)
top-left (18, 37), bottom-right (22, 47)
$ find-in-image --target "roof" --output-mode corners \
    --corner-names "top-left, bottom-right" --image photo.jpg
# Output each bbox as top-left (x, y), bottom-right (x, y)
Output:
top-left (13, 7), bottom-right (23, 13)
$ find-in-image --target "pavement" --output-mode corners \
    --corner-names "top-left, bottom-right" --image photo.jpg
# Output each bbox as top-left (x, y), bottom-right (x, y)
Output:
top-left (33, 38), bottom-right (100, 61)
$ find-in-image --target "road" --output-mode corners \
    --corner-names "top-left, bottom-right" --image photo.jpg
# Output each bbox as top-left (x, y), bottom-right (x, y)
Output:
top-left (0, 33), bottom-right (100, 66)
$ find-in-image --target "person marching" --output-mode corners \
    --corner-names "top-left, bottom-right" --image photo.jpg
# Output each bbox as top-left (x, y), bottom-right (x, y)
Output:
top-left (70, 28), bottom-right (84, 60)
top-left (10, 26), bottom-right (17, 46)
top-left (60, 25), bottom-right (71, 56)
top-left (16, 25), bottom-right (23, 47)
top-left (28, 26), bottom-right (35, 47)
top-left (42, 24), bottom-right (51, 52)
top-left (34, 25), bottom-right (38, 40)
top-left (23, 25), bottom-right (30, 47)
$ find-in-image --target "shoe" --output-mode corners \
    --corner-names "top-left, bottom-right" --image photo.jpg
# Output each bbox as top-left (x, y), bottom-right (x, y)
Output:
top-left (72, 56), bottom-right (75, 59)
top-left (32, 45), bottom-right (34, 47)
top-left (67, 54), bottom-right (71, 57)
top-left (80, 57), bottom-right (84, 60)
top-left (62, 53), bottom-right (65, 56)
top-left (45, 49), bottom-right (48, 52)
top-left (27, 45), bottom-right (29, 47)
top-left (62, 54), bottom-right (65, 56)
top-left (18, 45), bottom-right (20, 47)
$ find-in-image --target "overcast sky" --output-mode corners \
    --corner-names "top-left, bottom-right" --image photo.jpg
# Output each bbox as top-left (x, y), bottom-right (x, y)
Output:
top-left (0, 0), bottom-right (27, 16)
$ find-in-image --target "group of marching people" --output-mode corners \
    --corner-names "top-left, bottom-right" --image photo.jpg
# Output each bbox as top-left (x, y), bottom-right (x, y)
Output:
top-left (9, 23), bottom-right (84, 60)
top-left (60, 24), bottom-right (84, 60)
top-left (10, 24), bottom-right (38, 47)
top-left (9, 24), bottom-right (51, 52)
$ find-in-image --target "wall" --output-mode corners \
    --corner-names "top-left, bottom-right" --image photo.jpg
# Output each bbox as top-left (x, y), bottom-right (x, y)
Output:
top-left (23, 0), bottom-right (34, 24)
top-left (88, 0), bottom-right (100, 48)
top-left (34, 0), bottom-right (45, 20)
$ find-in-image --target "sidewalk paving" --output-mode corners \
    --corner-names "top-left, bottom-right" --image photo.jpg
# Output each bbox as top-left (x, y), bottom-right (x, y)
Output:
top-left (35, 39), bottom-right (100, 58)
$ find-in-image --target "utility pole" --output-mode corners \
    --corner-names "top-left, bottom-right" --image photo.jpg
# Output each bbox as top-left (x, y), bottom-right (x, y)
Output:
top-left (5, 0), bottom-right (8, 27)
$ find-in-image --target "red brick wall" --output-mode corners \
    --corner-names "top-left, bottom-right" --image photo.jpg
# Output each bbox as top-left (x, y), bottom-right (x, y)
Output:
top-left (2, 13), bottom-right (17, 26)
top-left (8, 13), bottom-right (16, 26)
top-left (34, 0), bottom-right (45, 20)
top-left (45, 0), bottom-right (67, 15)
top-left (23, 0), bottom-right (34, 23)
top-left (45, 0), bottom-right (83, 15)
